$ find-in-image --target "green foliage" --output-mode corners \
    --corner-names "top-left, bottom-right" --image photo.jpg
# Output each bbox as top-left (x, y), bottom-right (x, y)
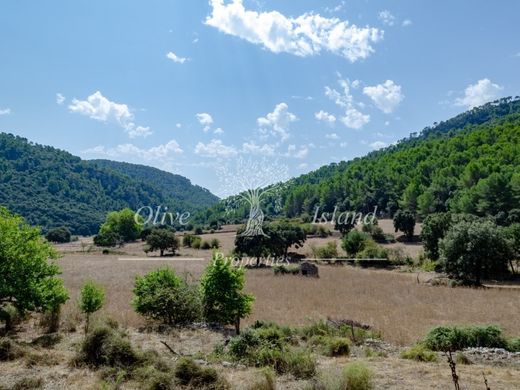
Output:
top-left (421, 213), bottom-right (452, 260)
top-left (0, 207), bottom-right (67, 329)
top-left (79, 281), bottom-right (105, 332)
top-left (311, 242), bottom-right (338, 259)
top-left (311, 336), bottom-right (350, 357)
top-left (132, 268), bottom-right (201, 325)
top-left (393, 210), bottom-right (415, 240)
top-left (424, 325), bottom-right (508, 352)
top-left (357, 241), bottom-right (389, 260)
top-left (439, 220), bottom-right (512, 283)
top-left (45, 227), bottom-right (71, 243)
top-left (174, 357), bottom-right (230, 389)
top-left (342, 362), bottom-right (374, 390)
top-left (508, 337), bottom-right (520, 352)
top-left (98, 208), bottom-right (143, 243)
top-left (342, 230), bottom-right (370, 257)
top-left (201, 240), bottom-right (212, 250)
top-left (273, 264), bottom-right (301, 275)
top-left (144, 229), bottom-right (179, 256)
top-left (400, 344), bottom-right (438, 362)
top-left (210, 238), bottom-right (220, 249)
top-left (200, 255), bottom-right (254, 333)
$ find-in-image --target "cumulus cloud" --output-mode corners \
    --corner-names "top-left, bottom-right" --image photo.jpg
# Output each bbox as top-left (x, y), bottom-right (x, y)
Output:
top-left (214, 127), bottom-right (224, 135)
top-left (402, 19), bottom-right (412, 27)
top-left (166, 51), bottom-right (188, 64)
top-left (315, 110), bottom-right (336, 124)
top-left (378, 10), bottom-right (395, 26)
top-left (69, 91), bottom-right (152, 138)
top-left (341, 108), bottom-right (370, 129)
top-left (195, 139), bottom-right (238, 158)
top-left (206, 0), bottom-right (383, 62)
top-left (196, 113), bottom-right (214, 132)
top-left (56, 93), bottom-right (66, 105)
top-left (363, 80), bottom-right (404, 114)
top-left (325, 133), bottom-right (340, 140)
top-left (0, 108), bottom-right (11, 116)
top-left (285, 144), bottom-right (309, 159)
top-left (257, 103), bottom-right (297, 141)
top-left (241, 142), bottom-right (276, 156)
top-left (325, 78), bottom-right (371, 129)
top-left (454, 79), bottom-right (504, 109)
top-left (82, 140), bottom-right (183, 160)
top-left (369, 141), bottom-right (387, 150)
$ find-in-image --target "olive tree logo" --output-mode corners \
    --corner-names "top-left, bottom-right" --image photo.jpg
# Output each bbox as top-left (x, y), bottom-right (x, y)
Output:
top-left (217, 157), bottom-right (289, 237)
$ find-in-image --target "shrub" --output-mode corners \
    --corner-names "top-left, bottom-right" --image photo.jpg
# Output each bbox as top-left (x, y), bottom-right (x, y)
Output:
top-left (455, 352), bottom-right (472, 365)
top-left (357, 241), bottom-right (388, 259)
top-left (342, 362), bottom-right (374, 390)
top-left (194, 227), bottom-right (204, 235)
top-left (507, 337), bottom-right (520, 352)
top-left (284, 348), bottom-right (316, 379)
top-left (45, 227), bottom-right (71, 243)
top-left (323, 337), bottom-right (350, 357)
top-left (0, 337), bottom-right (24, 361)
top-left (77, 325), bottom-right (139, 368)
top-left (182, 235), bottom-right (195, 247)
top-left (132, 268), bottom-right (202, 325)
top-left (342, 230), bottom-right (371, 257)
top-left (424, 325), bottom-right (508, 352)
top-left (174, 357), bottom-right (229, 389)
top-left (273, 264), bottom-right (300, 275)
top-left (393, 210), bottom-right (416, 241)
top-left (400, 344), bottom-right (438, 362)
top-left (192, 237), bottom-right (202, 249)
top-left (79, 281), bottom-right (105, 332)
top-left (210, 238), bottom-right (221, 249)
top-left (248, 367), bottom-right (276, 390)
top-left (201, 240), bottom-right (212, 250)
top-left (311, 242), bottom-right (338, 259)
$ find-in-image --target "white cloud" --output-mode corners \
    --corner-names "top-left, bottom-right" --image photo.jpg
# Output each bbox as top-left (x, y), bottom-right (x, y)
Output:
top-left (378, 10), bottom-right (395, 26)
top-left (341, 108), bottom-right (370, 129)
top-left (82, 140), bottom-right (183, 160)
top-left (285, 144), bottom-right (309, 159)
top-left (241, 142), bottom-right (275, 156)
top-left (206, 0), bottom-right (383, 62)
top-left (325, 133), bottom-right (340, 140)
top-left (166, 51), bottom-right (188, 64)
top-left (257, 103), bottom-right (297, 141)
top-left (454, 79), bottom-right (504, 109)
top-left (402, 19), bottom-right (412, 27)
top-left (214, 127), bottom-right (224, 135)
top-left (340, 142), bottom-right (348, 148)
top-left (0, 108), bottom-right (11, 116)
top-left (315, 110), bottom-right (336, 124)
top-left (176, 123), bottom-right (182, 128)
top-left (195, 139), bottom-right (238, 158)
top-left (56, 93), bottom-right (65, 105)
top-left (196, 112), bottom-right (214, 132)
top-left (369, 141), bottom-right (387, 150)
top-left (363, 80), bottom-right (404, 114)
top-left (69, 91), bottom-right (151, 138)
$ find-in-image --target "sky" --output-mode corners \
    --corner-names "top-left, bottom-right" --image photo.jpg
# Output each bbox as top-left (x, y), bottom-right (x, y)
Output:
top-left (1, 0), bottom-right (519, 197)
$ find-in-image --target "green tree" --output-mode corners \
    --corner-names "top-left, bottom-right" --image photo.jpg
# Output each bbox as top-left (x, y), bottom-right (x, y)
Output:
top-left (393, 210), bottom-right (416, 241)
top-left (39, 278), bottom-right (69, 332)
top-left (200, 255), bottom-right (254, 334)
top-left (342, 230), bottom-right (370, 257)
top-left (504, 223), bottom-right (520, 274)
top-left (0, 207), bottom-right (68, 331)
top-left (144, 229), bottom-right (179, 257)
top-left (45, 227), bottom-right (72, 243)
top-left (96, 208), bottom-right (142, 245)
top-left (234, 226), bottom-right (272, 266)
top-left (79, 281), bottom-right (105, 332)
top-left (270, 222), bottom-right (307, 258)
top-left (132, 268), bottom-right (201, 325)
top-left (421, 213), bottom-right (452, 260)
top-left (439, 220), bottom-right (512, 284)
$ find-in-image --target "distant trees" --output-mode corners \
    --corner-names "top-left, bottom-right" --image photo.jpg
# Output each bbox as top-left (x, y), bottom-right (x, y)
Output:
top-left (393, 210), bottom-right (416, 241)
top-left (0, 207), bottom-right (69, 331)
top-left (45, 227), bottom-right (71, 243)
top-left (144, 228), bottom-right (179, 257)
top-left (94, 208), bottom-right (143, 247)
top-left (200, 255), bottom-right (254, 334)
top-left (79, 281), bottom-right (105, 332)
top-left (342, 230), bottom-right (370, 257)
top-left (439, 220), bottom-right (512, 284)
top-left (132, 268), bottom-right (201, 325)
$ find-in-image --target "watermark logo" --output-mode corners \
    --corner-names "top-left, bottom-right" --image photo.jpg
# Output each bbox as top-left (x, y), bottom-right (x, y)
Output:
top-left (134, 205), bottom-right (191, 226)
top-left (216, 157), bottom-right (289, 237)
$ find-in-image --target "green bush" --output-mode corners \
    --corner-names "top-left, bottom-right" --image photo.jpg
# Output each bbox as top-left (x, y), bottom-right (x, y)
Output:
top-left (342, 230), bottom-right (370, 257)
top-left (424, 325), bottom-right (508, 352)
top-left (210, 238), bottom-right (221, 249)
top-left (342, 362), bottom-right (374, 390)
top-left (311, 242), bottom-right (338, 259)
top-left (507, 337), bottom-right (520, 352)
top-left (284, 348), bottom-right (316, 379)
top-left (273, 264), bottom-right (301, 275)
top-left (192, 238), bottom-right (202, 249)
top-left (357, 241), bottom-right (388, 259)
top-left (400, 344), bottom-right (438, 362)
top-left (132, 268), bottom-right (202, 325)
top-left (323, 337), bottom-right (350, 357)
top-left (248, 367), bottom-right (276, 390)
top-left (79, 281), bottom-right (105, 332)
top-left (201, 240), bottom-right (212, 250)
top-left (174, 357), bottom-right (229, 389)
top-left (77, 325), bottom-right (139, 368)
top-left (45, 227), bottom-right (71, 243)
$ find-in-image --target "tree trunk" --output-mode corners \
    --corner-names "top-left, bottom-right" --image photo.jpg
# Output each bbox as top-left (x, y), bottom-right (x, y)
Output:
top-left (235, 317), bottom-right (241, 335)
top-left (256, 257), bottom-right (260, 267)
top-left (160, 249), bottom-right (164, 257)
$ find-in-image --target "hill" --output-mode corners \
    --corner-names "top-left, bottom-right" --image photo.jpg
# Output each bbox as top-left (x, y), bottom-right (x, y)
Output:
top-left (199, 97), bottom-right (520, 226)
top-left (0, 134), bottom-right (218, 235)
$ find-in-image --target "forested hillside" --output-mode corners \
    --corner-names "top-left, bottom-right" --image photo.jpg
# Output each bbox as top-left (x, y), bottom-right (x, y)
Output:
top-left (199, 98), bottom-right (520, 226)
top-left (0, 134), bottom-right (218, 235)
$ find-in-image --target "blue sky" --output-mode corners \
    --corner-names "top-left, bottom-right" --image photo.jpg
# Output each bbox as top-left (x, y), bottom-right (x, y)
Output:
top-left (1, 0), bottom-right (519, 196)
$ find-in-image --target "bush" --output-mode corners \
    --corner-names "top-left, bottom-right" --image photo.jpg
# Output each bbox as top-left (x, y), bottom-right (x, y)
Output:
top-left (311, 242), bottom-right (338, 259)
top-left (77, 325), bottom-right (139, 368)
top-left (312, 336), bottom-right (350, 357)
top-left (194, 227), bottom-right (204, 235)
top-left (248, 367), bottom-right (276, 390)
top-left (192, 238), bottom-right (202, 249)
top-left (45, 227), bottom-right (71, 243)
top-left (0, 337), bottom-right (23, 361)
top-left (342, 230), bottom-right (370, 257)
top-left (455, 351), bottom-right (472, 365)
top-left (273, 264), bottom-right (300, 275)
top-left (210, 238), bottom-right (221, 249)
top-left (284, 348), bottom-right (316, 379)
top-left (357, 241), bottom-right (388, 259)
top-left (79, 281), bottom-right (105, 332)
top-left (424, 325), bottom-right (508, 352)
top-left (174, 357), bottom-right (229, 389)
top-left (393, 210), bottom-right (416, 241)
top-left (400, 344), bottom-right (438, 362)
top-left (507, 337), bottom-right (520, 352)
top-left (342, 362), bottom-right (374, 390)
top-left (132, 268), bottom-right (202, 325)
top-left (201, 240), bottom-right (212, 250)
